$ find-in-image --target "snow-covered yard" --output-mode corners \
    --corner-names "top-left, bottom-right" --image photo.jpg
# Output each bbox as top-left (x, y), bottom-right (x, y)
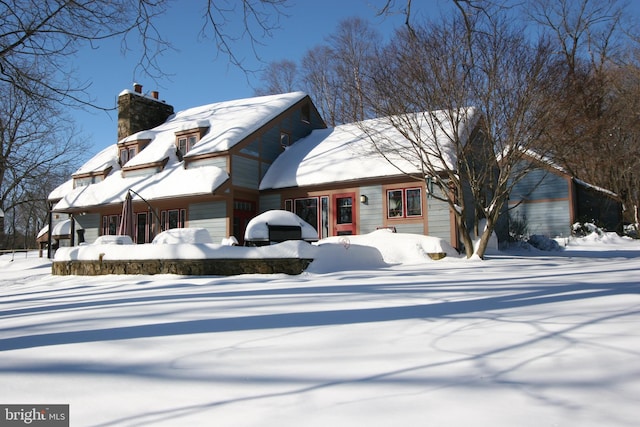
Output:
top-left (1, 232), bottom-right (640, 426)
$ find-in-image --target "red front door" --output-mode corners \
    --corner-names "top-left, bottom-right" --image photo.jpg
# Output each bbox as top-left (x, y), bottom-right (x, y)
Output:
top-left (333, 193), bottom-right (356, 235)
top-left (233, 199), bottom-right (256, 245)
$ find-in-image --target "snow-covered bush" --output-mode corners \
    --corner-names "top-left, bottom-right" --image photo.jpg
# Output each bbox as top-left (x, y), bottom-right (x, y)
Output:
top-left (508, 212), bottom-right (529, 242)
top-left (572, 222), bottom-right (604, 237)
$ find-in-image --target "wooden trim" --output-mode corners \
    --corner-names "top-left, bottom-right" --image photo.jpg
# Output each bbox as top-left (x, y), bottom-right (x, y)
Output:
top-left (122, 157), bottom-right (169, 173)
top-left (567, 175), bottom-right (576, 225)
top-left (118, 138), bottom-right (151, 148)
top-left (72, 166), bottom-right (113, 180)
top-left (175, 126), bottom-right (209, 138)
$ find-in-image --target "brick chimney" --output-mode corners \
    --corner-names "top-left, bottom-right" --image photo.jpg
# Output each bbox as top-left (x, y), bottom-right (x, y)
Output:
top-left (117, 83), bottom-right (174, 141)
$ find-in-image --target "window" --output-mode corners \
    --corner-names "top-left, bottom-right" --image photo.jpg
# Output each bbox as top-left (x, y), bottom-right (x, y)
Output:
top-left (387, 188), bottom-right (423, 218)
top-left (336, 197), bottom-right (353, 224)
top-left (119, 147), bottom-right (137, 164)
top-left (280, 132), bottom-right (290, 148)
top-left (136, 212), bottom-right (149, 244)
top-left (177, 135), bottom-right (197, 157)
top-left (118, 140), bottom-right (149, 165)
top-left (406, 188), bottom-right (422, 216)
top-left (320, 196), bottom-right (329, 239)
top-left (388, 190), bottom-right (403, 217)
top-left (294, 197), bottom-right (318, 231)
top-left (160, 209), bottom-right (186, 230)
top-left (102, 215), bottom-right (121, 236)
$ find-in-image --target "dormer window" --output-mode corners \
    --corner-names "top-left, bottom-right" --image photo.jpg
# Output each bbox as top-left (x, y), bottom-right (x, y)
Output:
top-left (118, 139), bottom-right (150, 166)
top-left (175, 126), bottom-right (209, 159)
top-left (120, 146), bottom-right (137, 164)
top-left (177, 135), bottom-right (197, 156)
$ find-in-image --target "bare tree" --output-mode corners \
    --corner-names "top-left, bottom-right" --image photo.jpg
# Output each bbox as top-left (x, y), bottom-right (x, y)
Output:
top-left (301, 45), bottom-right (342, 126)
top-left (0, 83), bottom-right (84, 248)
top-left (202, 0), bottom-right (290, 72)
top-left (528, 0), bottom-right (639, 227)
top-left (327, 17), bottom-right (381, 123)
top-left (254, 60), bottom-right (300, 95)
top-left (365, 6), bottom-right (555, 258)
top-left (298, 18), bottom-right (382, 125)
top-left (0, 0), bottom-right (172, 107)
top-left (0, 0), bottom-right (291, 108)
top-left (0, 0), bottom-right (291, 248)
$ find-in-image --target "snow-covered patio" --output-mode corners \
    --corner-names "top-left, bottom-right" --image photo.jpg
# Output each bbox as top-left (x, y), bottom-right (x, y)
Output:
top-left (1, 232), bottom-right (639, 426)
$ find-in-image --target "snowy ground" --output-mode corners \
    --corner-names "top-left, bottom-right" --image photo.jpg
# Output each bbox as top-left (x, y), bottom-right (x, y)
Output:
top-left (1, 232), bottom-right (640, 426)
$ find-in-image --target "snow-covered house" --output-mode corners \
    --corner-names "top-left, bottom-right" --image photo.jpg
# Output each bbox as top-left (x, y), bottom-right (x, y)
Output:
top-left (49, 88), bottom-right (325, 245)
top-left (258, 110), bottom-right (486, 251)
top-left (50, 88), bottom-right (619, 253)
top-left (49, 96), bottom-right (488, 252)
top-left (508, 154), bottom-right (623, 237)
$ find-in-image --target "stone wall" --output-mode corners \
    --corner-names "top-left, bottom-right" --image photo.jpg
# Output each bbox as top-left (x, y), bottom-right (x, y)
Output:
top-left (52, 258), bottom-right (313, 276)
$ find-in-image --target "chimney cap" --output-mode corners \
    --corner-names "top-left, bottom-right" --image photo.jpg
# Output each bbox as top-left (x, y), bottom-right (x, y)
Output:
top-left (133, 83), bottom-right (142, 93)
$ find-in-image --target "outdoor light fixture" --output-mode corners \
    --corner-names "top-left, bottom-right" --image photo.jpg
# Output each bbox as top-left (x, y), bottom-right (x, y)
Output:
top-left (360, 195), bottom-right (368, 204)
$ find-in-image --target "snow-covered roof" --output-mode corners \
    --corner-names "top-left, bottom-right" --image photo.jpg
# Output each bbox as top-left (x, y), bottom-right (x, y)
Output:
top-left (51, 92), bottom-right (309, 210)
top-left (48, 179), bottom-right (74, 201)
top-left (122, 91), bottom-right (308, 168)
top-left (73, 143), bottom-right (120, 176)
top-left (260, 108), bottom-right (478, 190)
top-left (52, 218), bottom-right (83, 237)
top-left (53, 162), bottom-right (228, 211)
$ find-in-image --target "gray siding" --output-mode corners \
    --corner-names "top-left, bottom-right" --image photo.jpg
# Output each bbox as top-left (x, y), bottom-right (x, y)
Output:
top-left (75, 213), bottom-right (100, 243)
top-left (510, 200), bottom-right (570, 237)
top-left (259, 193), bottom-right (281, 213)
top-left (394, 223), bottom-right (425, 234)
top-left (427, 197), bottom-right (452, 241)
top-left (511, 166), bottom-right (569, 201)
top-left (232, 155), bottom-right (259, 189)
top-left (262, 127), bottom-right (282, 163)
top-left (359, 185), bottom-right (383, 234)
top-left (188, 200), bottom-right (228, 242)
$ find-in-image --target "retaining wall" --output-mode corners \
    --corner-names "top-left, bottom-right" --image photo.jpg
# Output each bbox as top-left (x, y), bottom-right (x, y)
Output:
top-left (52, 258), bottom-right (314, 276)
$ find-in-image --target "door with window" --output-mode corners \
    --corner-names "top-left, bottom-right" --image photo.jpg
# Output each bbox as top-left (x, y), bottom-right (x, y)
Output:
top-left (333, 193), bottom-right (356, 235)
top-left (233, 199), bottom-right (256, 245)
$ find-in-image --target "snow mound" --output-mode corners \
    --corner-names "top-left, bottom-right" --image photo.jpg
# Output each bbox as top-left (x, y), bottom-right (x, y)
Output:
top-left (575, 231), bottom-right (632, 245)
top-left (244, 210), bottom-right (319, 242)
top-left (152, 228), bottom-right (213, 244)
top-left (93, 235), bottom-right (134, 245)
top-left (308, 229), bottom-right (458, 273)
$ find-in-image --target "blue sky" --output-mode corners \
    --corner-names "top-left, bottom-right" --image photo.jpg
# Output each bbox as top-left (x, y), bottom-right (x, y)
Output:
top-left (72, 0), bottom-right (445, 157)
top-left (70, 0), bottom-right (640, 159)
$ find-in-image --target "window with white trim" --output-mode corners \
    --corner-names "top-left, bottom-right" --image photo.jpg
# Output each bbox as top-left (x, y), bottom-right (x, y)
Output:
top-left (177, 135), bottom-right (197, 157)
